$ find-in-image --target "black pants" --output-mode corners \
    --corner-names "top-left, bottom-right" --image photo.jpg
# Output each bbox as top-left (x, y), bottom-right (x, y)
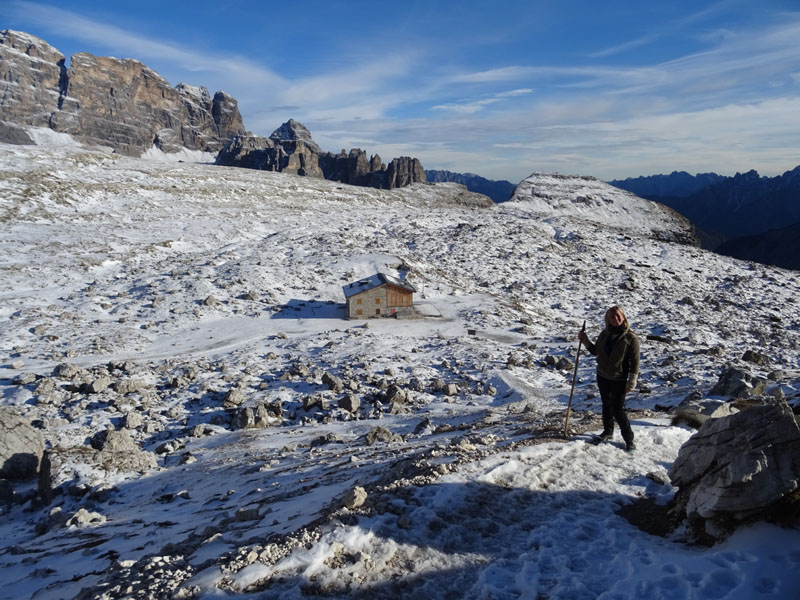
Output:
top-left (597, 375), bottom-right (634, 444)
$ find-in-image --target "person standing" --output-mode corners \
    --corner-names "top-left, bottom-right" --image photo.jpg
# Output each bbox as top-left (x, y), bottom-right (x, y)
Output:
top-left (578, 306), bottom-right (640, 451)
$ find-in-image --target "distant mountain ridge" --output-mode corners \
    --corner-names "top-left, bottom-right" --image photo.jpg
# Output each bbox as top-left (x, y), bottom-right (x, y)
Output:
top-left (425, 170), bottom-right (515, 203)
top-left (609, 171), bottom-right (726, 199)
top-left (0, 29), bottom-right (427, 190)
top-left (611, 166), bottom-right (800, 271)
top-left (610, 167), bottom-right (800, 239)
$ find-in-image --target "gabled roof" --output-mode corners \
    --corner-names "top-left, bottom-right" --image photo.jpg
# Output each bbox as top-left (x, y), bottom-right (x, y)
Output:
top-left (342, 272), bottom-right (417, 298)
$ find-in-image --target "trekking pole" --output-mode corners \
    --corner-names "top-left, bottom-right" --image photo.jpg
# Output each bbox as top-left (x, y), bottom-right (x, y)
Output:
top-left (564, 320), bottom-right (585, 437)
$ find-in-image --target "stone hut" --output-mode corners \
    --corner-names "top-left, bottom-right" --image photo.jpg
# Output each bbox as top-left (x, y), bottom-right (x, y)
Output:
top-left (342, 273), bottom-right (416, 319)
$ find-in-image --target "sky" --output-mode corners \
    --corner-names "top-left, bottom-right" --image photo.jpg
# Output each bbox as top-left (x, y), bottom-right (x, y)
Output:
top-left (2, 0), bottom-right (800, 182)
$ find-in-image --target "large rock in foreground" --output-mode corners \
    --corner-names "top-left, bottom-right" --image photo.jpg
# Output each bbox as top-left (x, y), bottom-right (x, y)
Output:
top-left (0, 407), bottom-right (44, 480)
top-left (669, 398), bottom-right (800, 541)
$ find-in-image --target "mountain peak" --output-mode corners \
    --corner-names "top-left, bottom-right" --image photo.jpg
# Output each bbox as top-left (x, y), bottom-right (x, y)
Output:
top-left (270, 119), bottom-right (319, 151)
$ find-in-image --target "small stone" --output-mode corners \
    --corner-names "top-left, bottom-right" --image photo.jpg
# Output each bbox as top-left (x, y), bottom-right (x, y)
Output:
top-left (235, 507), bottom-right (260, 522)
top-left (342, 486), bottom-right (367, 510)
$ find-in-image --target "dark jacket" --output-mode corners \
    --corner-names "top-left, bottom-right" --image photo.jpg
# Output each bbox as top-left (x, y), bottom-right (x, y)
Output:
top-left (584, 323), bottom-right (640, 387)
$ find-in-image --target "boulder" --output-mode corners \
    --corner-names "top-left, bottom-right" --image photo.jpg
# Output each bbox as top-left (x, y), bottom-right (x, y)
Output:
top-left (742, 350), bottom-right (769, 366)
top-left (669, 398), bottom-right (800, 541)
top-left (0, 407), bottom-right (44, 480)
top-left (709, 365), bottom-right (768, 398)
top-left (673, 397), bottom-right (738, 428)
top-left (0, 120), bottom-right (34, 145)
top-left (338, 394), bottom-right (360, 413)
top-left (342, 486), bottom-right (367, 510)
top-left (322, 372), bottom-right (344, 392)
top-left (115, 378), bottom-right (147, 395)
top-left (443, 383), bottom-right (459, 397)
top-left (87, 429), bottom-right (158, 473)
top-left (223, 386), bottom-right (247, 408)
top-left (122, 412), bottom-right (144, 429)
top-left (53, 363), bottom-right (87, 380)
top-left (364, 427), bottom-right (402, 445)
top-left (231, 400), bottom-right (282, 430)
top-left (85, 376), bottom-right (112, 394)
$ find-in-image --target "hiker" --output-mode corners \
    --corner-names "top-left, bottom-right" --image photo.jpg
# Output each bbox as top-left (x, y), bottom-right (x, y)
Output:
top-left (578, 305), bottom-right (640, 451)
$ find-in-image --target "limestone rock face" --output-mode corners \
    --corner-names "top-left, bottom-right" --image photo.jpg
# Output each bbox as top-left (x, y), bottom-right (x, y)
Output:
top-left (386, 156), bottom-right (427, 188)
top-left (217, 120), bottom-right (426, 190)
top-left (0, 29), bottom-right (245, 155)
top-left (0, 30), bottom-right (65, 127)
top-left (669, 398), bottom-right (800, 540)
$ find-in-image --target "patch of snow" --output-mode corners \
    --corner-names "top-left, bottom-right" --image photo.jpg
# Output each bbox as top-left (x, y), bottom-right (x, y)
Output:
top-left (140, 144), bottom-right (217, 163)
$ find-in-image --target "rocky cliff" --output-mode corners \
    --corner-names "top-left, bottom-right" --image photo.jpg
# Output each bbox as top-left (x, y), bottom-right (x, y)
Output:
top-left (217, 119), bottom-right (427, 190)
top-left (0, 29), bottom-right (245, 154)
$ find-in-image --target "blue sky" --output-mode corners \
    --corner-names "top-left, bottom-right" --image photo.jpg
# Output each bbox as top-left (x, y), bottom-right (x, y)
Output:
top-left (3, 0), bottom-right (799, 182)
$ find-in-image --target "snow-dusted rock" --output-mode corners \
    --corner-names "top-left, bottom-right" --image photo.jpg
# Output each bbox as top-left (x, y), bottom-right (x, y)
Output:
top-left (0, 407), bottom-right (44, 480)
top-left (53, 363), bottom-right (87, 380)
top-left (122, 411), bottom-right (143, 429)
top-left (87, 429), bottom-right (158, 473)
top-left (115, 378), bottom-right (148, 395)
top-left (342, 486), bottom-right (367, 509)
top-left (364, 427), bottom-right (402, 445)
top-left (709, 365), bottom-right (768, 398)
top-left (223, 385), bottom-right (247, 408)
top-left (742, 349), bottom-right (770, 366)
top-left (338, 394), bottom-right (360, 413)
top-left (669, 398), bottom-right (800, 540)
top-left (673, 397), bottom-right (738, 428)
top-left (66, 508), bottom-right (107, 528)
top-left (322, 371), bottom-right (344, 392)
top-left (85, 376), bottom-right (112, 394)
top-left (231, 401), bottom-right (281, 430)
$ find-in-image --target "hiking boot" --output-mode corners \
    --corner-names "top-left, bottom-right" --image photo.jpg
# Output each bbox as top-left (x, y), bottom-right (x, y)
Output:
top-left (625, 441), bottom-right (636, 452)
top-left (597, 431), bottom-right (613, 441)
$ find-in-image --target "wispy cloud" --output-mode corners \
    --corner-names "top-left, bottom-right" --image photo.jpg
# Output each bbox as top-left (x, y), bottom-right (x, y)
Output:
top-left (432, 88), bottom-right (534, 114)
top-left (448, 66), bottom-right (538, 84)
top-left (5, 1), bottom-right (285, 89)
top-left (589, 34), bottom-right (660, 59)
top-left (588, 0), bottom-right (742, 59)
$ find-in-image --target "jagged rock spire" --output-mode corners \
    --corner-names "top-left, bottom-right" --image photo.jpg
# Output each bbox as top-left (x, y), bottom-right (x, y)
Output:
top-left (269, 119), bottom-right (320, 152)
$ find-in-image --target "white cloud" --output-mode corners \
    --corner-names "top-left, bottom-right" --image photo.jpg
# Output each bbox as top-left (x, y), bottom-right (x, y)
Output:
top-left (431, 88), bottom-right (534, 114)
top-left (6, 1), bottom-right (285, 89)
top-left (448, 66), bottom-right (538, 84)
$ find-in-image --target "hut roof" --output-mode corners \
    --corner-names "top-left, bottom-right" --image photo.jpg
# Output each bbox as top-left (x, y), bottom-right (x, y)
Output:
top-left (342, 272), bottom-right (416, 298)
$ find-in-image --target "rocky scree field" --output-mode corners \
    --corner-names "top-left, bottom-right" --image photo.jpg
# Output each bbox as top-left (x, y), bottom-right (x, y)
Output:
top-left (1, 137), bottom-right (799, 599)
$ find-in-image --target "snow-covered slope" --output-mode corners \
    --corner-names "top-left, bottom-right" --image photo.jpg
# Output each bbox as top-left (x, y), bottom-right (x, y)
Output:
top-left (1, 137), bottom-right (799, 599)
top-left (510, 172), bottom-right (697, 242)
